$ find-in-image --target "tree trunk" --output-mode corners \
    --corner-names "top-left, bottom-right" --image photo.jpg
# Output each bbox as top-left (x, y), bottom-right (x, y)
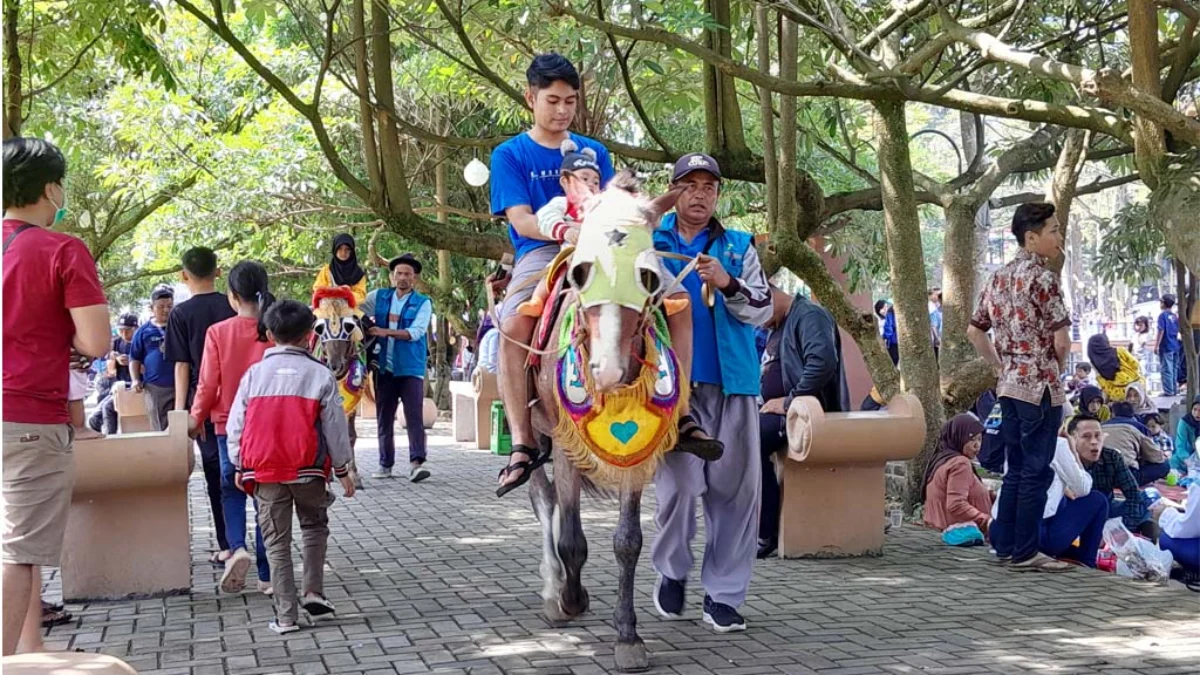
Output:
top-left (872, 100), bottom-right (946, 510)
top-left (3, 0), bottom-right (22, 139)
top-left (369, 0), bottom-right (411, 213)
top-left (432, 139), bottom-right (453, 411)
top-left (940, 200), bottom-right (982, 377)
top-left (710, 0), bottom-right (746, 154)
top-left (352, 0), bottom-right (383, 208)
top-left (1127, 0), bottom-right (1166, 188)
top-left (755, 6), bottom-right (777, 231)
top-left (777, 15), bottom-right (797, 244)
top-left (1179, 261), bottom-right (1199, 403)
top-left (1047, 128), bottom-right (1090, 274)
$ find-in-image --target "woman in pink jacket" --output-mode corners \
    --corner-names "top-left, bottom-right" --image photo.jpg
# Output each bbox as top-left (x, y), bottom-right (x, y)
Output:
top-left (923, 414), bottom-right (992, 534)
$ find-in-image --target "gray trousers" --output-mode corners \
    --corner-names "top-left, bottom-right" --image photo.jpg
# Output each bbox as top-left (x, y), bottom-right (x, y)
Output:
top-left (651, 384), bottom-right (761, 607)
top-left (143, 383), bottom-right (175, 431)
top-left (255, 480), bottom-right (329, 623)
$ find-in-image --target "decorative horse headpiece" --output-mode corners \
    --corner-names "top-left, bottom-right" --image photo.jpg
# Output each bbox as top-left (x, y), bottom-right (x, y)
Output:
top-left (311, 286), bottom-right (362, 343)
top-left (566, 171), bottom-right (669, 313)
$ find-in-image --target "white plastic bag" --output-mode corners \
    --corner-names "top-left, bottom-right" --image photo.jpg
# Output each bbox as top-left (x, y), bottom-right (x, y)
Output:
top-left (1101, 518), bottom-right (1173, 583)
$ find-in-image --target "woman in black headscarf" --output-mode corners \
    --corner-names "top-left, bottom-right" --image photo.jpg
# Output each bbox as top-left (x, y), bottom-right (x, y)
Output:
top-left (314, 233), bottom-right (368, 304)
top-left (1086, 333), bottom-right (1145, 403)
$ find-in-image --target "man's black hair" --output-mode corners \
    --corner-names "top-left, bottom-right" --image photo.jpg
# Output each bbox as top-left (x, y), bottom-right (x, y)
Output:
top-left (3, 138), bottom-right (66, 210)
top-left (1075, 362), bottom-right (1092, 373)
top-left (1067, 412), bottom-right (1101, 435)
top-left (182, 247), bottom-right (219, 279)
top-left (1110, 401), bottom-right (1136, 418)
top-left (1011, 202), bottom-right (1056, 247)
top-left (1142, 411), bottom-right (1164, 426)
top-left (264, 299), bottom-right (315, 345)
top-left (150, 285), bottom-right (174, 302)
top-left (1162, 293), bottom-right (1176, 309)
top-left (526, 53), bottom-right (581, 91)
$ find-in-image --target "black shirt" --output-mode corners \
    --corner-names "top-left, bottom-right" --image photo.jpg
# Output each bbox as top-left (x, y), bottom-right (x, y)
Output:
top-left (111, 336), bottom-right (133, 383)
top-left (760, 328), bottom-right (785, 401)
top-left (164, 291), bottom-right (236, 403)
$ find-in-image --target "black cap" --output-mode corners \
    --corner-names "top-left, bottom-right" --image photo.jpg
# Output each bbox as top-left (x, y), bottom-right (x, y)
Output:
top-left (560, 139), bottom-right (600, 175)
top-left (150, 284), bottom-right (174, 301)
top-left (118, 313), bottom-right (139, 328)
top-left (389, 253), bottom-right (422, 274)
top-left (671, 153), bottom-right (721, 182)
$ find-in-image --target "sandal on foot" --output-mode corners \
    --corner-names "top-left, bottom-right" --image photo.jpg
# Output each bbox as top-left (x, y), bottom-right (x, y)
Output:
top-left (674, 415), bottom-right (724, 461)
top-left (496, 445), bottom-right (548, 498)
top-left (208, 550), bottom-right (231, 567)
top-left (41, 607), bottom-right (72, 629)
top-left (1010, 552), bottom-right (1073, 573)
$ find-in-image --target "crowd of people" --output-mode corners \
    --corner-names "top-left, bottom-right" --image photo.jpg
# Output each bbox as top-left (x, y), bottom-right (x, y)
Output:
top-left (4, 51), bottom-right (1199, 657)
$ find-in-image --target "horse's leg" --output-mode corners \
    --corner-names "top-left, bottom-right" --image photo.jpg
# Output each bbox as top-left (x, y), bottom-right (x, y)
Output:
top-left (552, 445), bottom-right (589, 619)
top-left (528, 460), bottom-right (565, 620)
top-left (613, 486), bottom-right (648, 672)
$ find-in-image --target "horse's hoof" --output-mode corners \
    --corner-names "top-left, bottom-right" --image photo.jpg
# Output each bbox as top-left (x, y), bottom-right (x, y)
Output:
top-left (614, 640), bottom-right (649, 673)
top-left (562, 586), bottom-right (589, 618)
top-left (543, 597), bottom-right (572, 624)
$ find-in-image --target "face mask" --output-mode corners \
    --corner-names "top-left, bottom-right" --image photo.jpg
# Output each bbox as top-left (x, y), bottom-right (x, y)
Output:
top-left (48, 187), bottom-right (67, 226)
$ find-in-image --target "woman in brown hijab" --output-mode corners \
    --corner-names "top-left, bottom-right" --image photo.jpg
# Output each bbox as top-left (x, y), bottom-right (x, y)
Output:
top-left (923, 414), bottom-right (992, 532)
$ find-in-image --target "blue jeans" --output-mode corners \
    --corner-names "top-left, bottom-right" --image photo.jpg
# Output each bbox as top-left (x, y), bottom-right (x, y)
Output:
top-left (1160, 349), bottom-right (1180, 396)
top-left (994, 392), bottom-right (1062, 562)
top-left (1159, 532), bottom-right (1199, 572)
top-left (1039, 492), bottom-right (1108, 567)
top-left (1133, 460), bottom-right (1170, 487)
top-left (217, 435), bottom-right (269, 581)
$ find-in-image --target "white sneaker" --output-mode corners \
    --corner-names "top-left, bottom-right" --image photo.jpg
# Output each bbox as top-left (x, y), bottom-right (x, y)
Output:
top-left (371, 467), bottom-right (392, 479)
top-left (409, 465), bottom-right (430, 483)
top-left (268, 619), bottom-right (300, 634)
top-left (219, 549), bottom-right (252, 594)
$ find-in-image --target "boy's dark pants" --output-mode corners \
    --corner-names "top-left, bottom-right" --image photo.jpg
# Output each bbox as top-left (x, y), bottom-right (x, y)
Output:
top-left (256, 481), bottom-right (329, 623)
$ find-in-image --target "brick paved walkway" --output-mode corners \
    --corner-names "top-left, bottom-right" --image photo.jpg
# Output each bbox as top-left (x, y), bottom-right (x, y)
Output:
top-left (42, 422), bottom-right (1200, 674)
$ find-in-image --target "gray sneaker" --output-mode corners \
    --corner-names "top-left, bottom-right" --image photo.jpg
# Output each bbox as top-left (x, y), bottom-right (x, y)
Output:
top-left (409, 465), bottom-right (430, 483)
top-left (371, 467), bottom-right (393, 479)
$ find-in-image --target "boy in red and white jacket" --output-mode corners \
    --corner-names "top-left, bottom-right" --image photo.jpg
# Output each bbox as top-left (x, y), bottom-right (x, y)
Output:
top-left (227, 299), bottom-right (355, 633)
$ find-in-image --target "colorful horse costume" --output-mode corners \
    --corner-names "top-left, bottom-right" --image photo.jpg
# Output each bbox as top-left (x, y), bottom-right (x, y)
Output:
top-left (311, 285), bottom-right (371, 485)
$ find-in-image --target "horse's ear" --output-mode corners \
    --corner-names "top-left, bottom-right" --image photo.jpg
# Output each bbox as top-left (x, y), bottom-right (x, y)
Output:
top-left (646, 186), bottom-right (684, 220)
top-left (610, 168), bottom-right (641, 194)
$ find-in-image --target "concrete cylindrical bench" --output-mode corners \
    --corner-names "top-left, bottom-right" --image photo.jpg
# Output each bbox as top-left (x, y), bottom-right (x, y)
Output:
top-left (110, 381), bottom-right (152, 434)
top-left (779, 393), bottom-right (925, 558)
top-left (61, 410), bottom-right (193, 601)
top-left (451, 371), bottom-right (500, 449)
top-left (2, 652), bottom-right (138, 674)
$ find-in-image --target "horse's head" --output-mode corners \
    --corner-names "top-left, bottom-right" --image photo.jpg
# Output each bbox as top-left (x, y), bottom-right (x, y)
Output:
top-left (566, 170), bottom-right (680, 392)
top-left (312, 286), bottom-right (364, 381)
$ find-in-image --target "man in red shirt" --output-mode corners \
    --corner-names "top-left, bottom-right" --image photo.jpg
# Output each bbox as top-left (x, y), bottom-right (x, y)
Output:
top-left (2, 138), bottom-right (110, 655)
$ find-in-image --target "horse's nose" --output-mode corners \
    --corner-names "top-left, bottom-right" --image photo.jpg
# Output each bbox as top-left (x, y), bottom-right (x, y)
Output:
top-left (591, 360), bottom-right (624, 392)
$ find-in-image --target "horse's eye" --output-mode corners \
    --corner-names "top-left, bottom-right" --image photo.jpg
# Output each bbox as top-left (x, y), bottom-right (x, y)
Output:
top-left (313, 320), bottom-right (327, 336)
top-left (569, 262), bottom-right (594, 291)
top-left (638, 267), bottom-right (662, 297)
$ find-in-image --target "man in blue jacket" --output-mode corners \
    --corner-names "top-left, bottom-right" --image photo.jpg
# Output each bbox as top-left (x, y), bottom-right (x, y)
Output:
top-left (651, 153), bottom-right (772, 633)
top-left (361, 254), bottom-right (433, 483)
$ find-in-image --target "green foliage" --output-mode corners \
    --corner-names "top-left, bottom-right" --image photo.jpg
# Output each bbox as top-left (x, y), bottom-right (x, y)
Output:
top-left (1093, 203), bottom-right (1167, 288)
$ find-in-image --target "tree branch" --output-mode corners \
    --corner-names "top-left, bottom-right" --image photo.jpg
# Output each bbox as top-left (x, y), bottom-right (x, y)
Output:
top-left (92, 173), bottom-right (201, 261)
top-left (432, 0), bottom-right (527, 109)
top-left (989, 173), bottom-right (1140, 208)
top-left (547, 3), bottom-right (1131, 142)
top-left (606, 35), bottom-right (674, 154)
top-left (25, 12), bottom-right (112, 98)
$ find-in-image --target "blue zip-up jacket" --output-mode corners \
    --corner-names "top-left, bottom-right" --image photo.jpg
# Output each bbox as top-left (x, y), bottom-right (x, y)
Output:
top-left (655, 214), bottom-right (772, 396)
top-left (367, 288), bottom-right (431, 379)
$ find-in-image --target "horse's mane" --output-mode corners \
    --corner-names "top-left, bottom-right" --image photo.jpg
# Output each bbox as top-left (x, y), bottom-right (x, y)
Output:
top-left (580, 169), bottom-right (656, 232)
top-left (312, 286), bottom-right (357, 321)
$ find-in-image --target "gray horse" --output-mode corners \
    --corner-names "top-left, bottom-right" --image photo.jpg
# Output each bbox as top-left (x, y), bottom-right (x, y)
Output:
top-left (523, 172), bottom-right (684, 672)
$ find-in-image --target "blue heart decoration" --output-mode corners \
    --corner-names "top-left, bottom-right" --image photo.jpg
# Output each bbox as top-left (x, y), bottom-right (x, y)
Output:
top-left (610, 420), bottom-right (639, 444)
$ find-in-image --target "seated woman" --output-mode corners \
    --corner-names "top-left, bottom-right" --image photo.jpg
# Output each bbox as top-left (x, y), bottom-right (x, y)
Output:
top-left (1158, 481), bottom-right (1200, 575)
top-left (1124, 381), bottom-right (1157, 417)
top-left (1173, 395), bottom-right (1200, 474)
top-left (1087, 334), bottom-right (1145, 404)
top-left (923, 414), bottom-right (991, 536)
top-left (1076, 386), bottom-right (1111, 423)
top-left (313, 233), bottom-right (368, 305)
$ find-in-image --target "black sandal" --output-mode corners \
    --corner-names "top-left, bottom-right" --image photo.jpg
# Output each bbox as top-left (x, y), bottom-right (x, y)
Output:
top-left (496, 445), bottom-right (549, 498)
top-left (674, 415), bottom-right (724, 461)
top-left (208, 550), bottom-right (231, 567)
top-left (41, 606), bottom-right (72, 629)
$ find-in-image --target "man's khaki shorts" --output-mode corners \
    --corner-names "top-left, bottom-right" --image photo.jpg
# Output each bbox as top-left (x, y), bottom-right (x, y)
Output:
top-left (2, 422), bottom-right (74, 566)
top-left (499, 244), bottom-right (561, 325)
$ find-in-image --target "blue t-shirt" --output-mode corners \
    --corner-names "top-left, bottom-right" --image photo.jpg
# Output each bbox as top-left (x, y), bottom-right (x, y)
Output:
top-left (130, 322), bottom-right (173, 387)
top-left (1158, 310), bottom-right (1181, 353)
top-left (489, 132), bottom-right (615, 261)
top-left (665, 227), bottom-right (721, 387)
